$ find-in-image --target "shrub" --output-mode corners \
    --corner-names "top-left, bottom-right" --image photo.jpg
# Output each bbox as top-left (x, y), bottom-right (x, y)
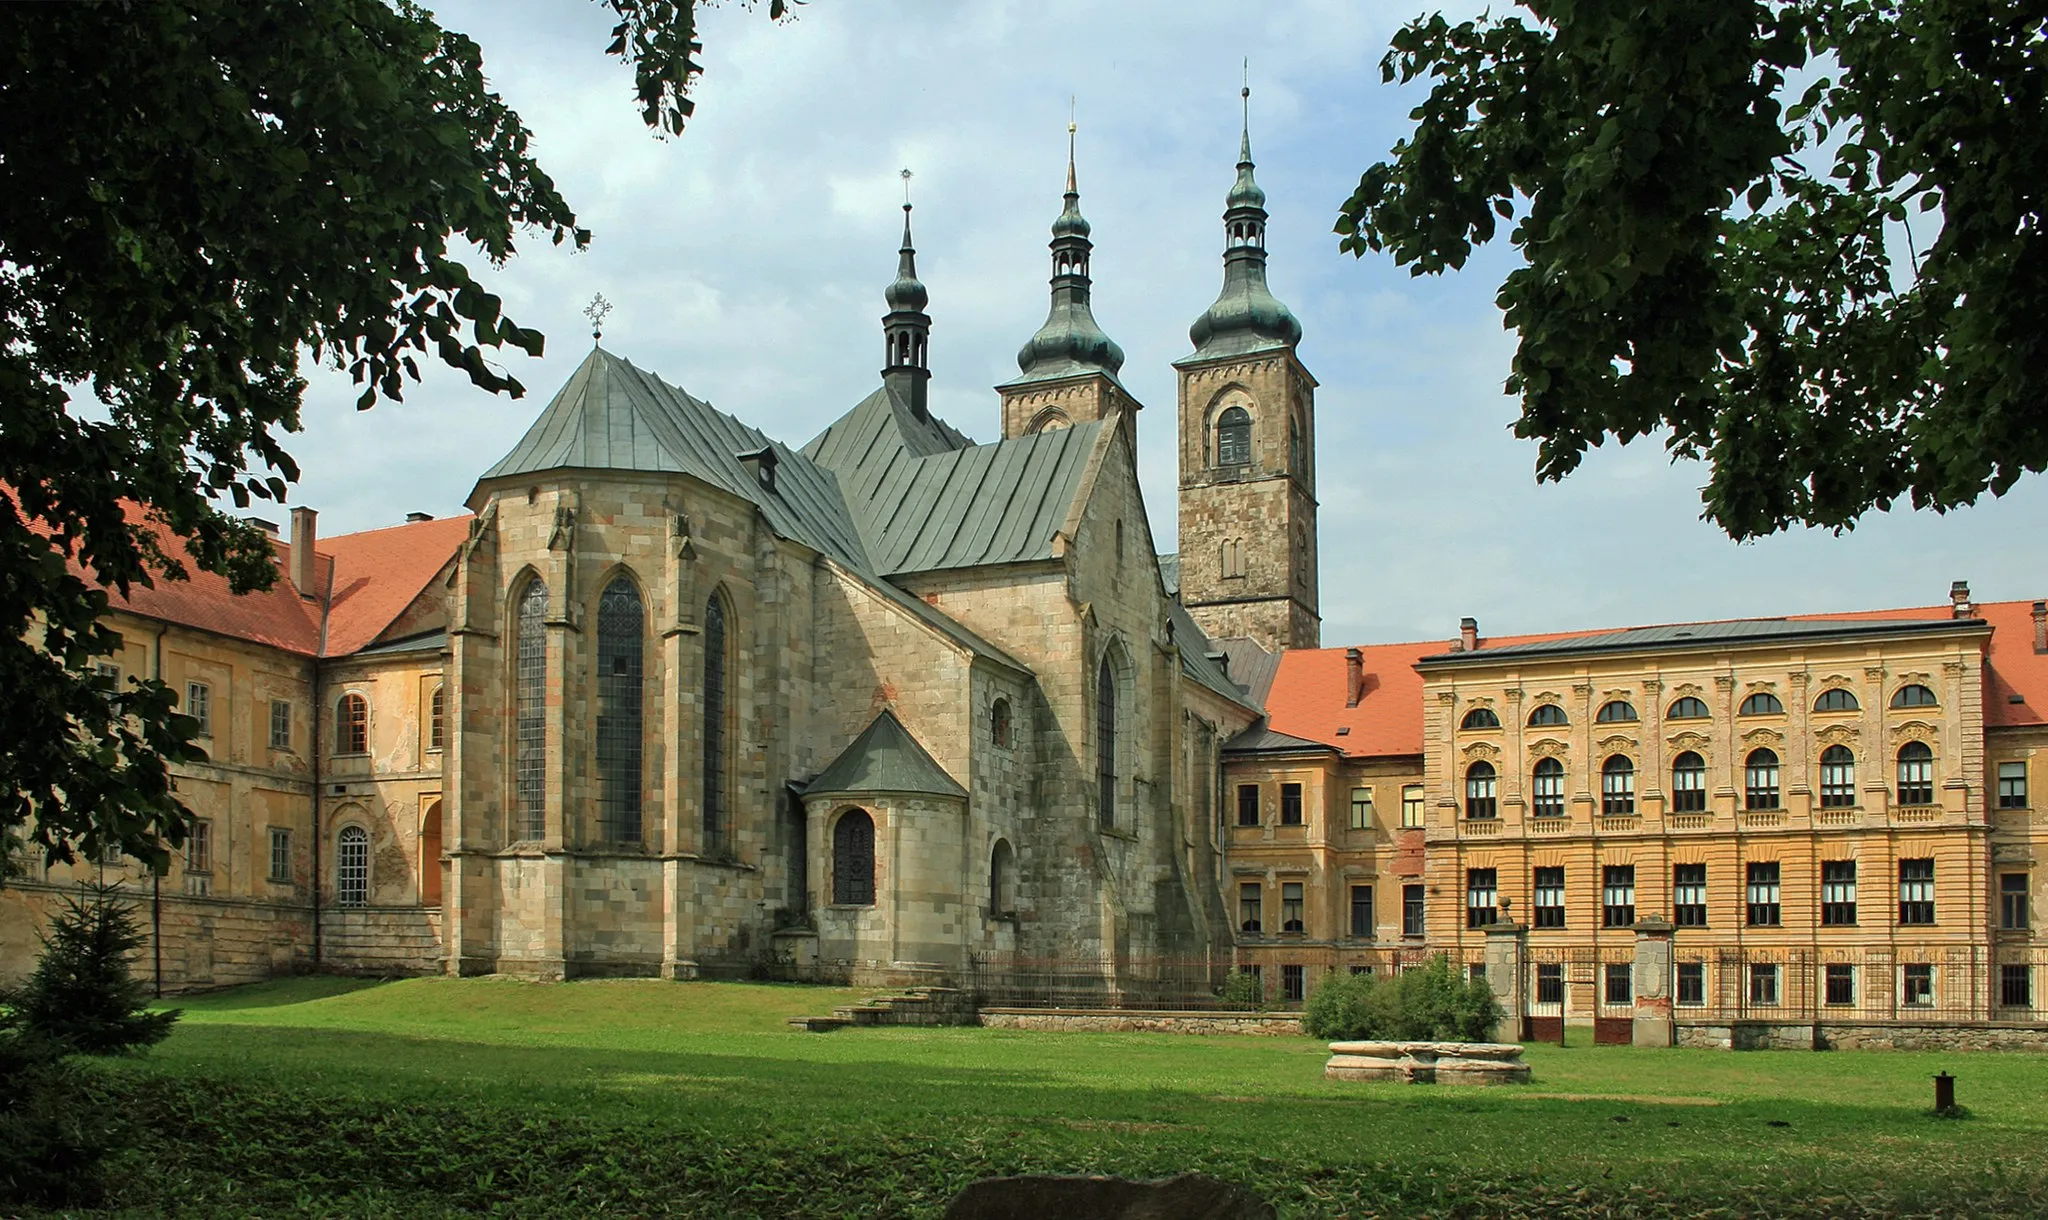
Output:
top-left (0, 1027), bottom-right (120, 1207)
top-left (1302, 956), bottom-right (1503, 1042)
top-left (6, 883), bottom-right (178, 1054)
top-left (1215, 968), bottom-right (1266, 1012)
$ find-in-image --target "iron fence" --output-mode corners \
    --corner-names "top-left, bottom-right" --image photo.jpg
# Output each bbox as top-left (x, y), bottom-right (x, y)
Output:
top-left (967, 945), bottom-right (1449, 1011)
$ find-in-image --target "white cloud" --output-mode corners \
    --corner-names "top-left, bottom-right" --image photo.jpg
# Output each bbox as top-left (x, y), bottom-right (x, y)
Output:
top-left (290, 0), bottom-right (2048, 649)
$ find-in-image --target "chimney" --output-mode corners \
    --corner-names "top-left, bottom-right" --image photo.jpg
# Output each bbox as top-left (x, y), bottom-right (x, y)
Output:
top-left (1460, 616), bottom-right (1479, 652)
top-left (246, 516), bottom-right (279, 536)
top-left (2033, 600), bottom-right (2046, 654)
top-left (1950, 580), bottom-right (1972, 619)
top-left (1345, 647), bottom-right (1363, 708)
top-left (289, 507), bottom-right (318, 600)
top-left (405, 511), bottom-right (434, 523)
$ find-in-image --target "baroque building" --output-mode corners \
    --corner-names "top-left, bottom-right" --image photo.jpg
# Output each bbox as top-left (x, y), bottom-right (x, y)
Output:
top-left (4, 101), bottom-right (2044, 1042)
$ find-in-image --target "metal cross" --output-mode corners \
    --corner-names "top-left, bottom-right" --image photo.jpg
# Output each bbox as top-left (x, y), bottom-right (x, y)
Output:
top-left (583, 293), bottom-right (613, 342)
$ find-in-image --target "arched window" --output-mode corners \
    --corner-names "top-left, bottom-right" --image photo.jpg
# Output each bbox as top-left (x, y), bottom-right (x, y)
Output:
top-left (832, 809), bottom-right (874, 905)
top-left (514, 578), bottom-right (549, 841)
top-left (1671, 751), bottom-right (1706, 813)
top-left (1668, 696), bottom-right (1710, 720)
top-left (1288, 415), bottom-right (1302, 474)
top-left (990, 838), bottom-right (1015, 916)
top-left (1745, 748), bottom-right (1781, 810)
top-left (336, 825), bottom-right (369, 908)
top-left (1097, 654), bottom-right (1118, 830)
top-left (1528, 704), bottom-right (1568, 727)
top-left (427, 685), bottom-right (445, 752)
top-left (1739, 692), bottom-right (1785, 716)
top-left (1602, 756), bottom-right (1636, 814)
top-left (1896, 741), bottom-right (1935, 805)
top-left (1531, 757), bottom-right (1564, 818)
top-left (1820, 745), bottom-right (1856, 807)
top-left (1814, 688), bottom-right (1860, 713)
top-left (1891, 684), bottom-right (1938, 708)
top-left (335, 693), bottom-right (368, 754)
top-left (1215, 406), bottom-right (1252, 467)
top-left (703, 595), bottom-right (730, 849)
top-left (991, 697), bottom-right (1013, 749)
top-left (1460, 707), bottom-right (1500, 730)
top-left (1596, 700), bottom-right (1638, 723)
top-left (596, 576), bottom-right (645, 843)
top-left (1465, 761), bottom-right (1497, 819)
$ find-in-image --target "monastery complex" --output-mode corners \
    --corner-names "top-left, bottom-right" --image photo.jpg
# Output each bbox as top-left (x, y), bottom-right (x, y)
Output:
top-left (6, 110), bottom-right (2046, 1045)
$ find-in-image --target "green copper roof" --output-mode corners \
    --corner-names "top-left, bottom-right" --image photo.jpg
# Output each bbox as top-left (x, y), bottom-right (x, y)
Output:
top-left (804, 709), bottom-right (967, 799)
top-left (477, 348), bottom-right (1029, 674)
top-left (1004, 152), bottom-right (1125, 388)
top-left (804, 382), bottom-right (1104, 575)
top-left (1177, 114), bottom-right (1301, 366)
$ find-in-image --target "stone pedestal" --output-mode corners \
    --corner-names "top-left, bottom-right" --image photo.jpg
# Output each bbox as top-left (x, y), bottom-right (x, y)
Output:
top-left (1632, 916), bottom-right (1676, 1048)
top-left (1325, 1040), bottom-right (1530, 1085)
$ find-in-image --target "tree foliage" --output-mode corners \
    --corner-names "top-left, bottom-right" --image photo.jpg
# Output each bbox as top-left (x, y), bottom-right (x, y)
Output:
top-left (0, 1), bottom-right (780, 876)
top-left (1339, 0), bottom-right (2048, 539)
top-left (3, 884), bottom-right (178, 1055)
top-left (1301, 956), bottom-right (1502, 1042)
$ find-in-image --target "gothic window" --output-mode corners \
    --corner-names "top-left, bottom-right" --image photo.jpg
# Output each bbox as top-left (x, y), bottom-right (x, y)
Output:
top-left (703, 594), bottom-right (730, 850)
top-left (336, 825), bottom-right (369, 908)
top-left (1891, 683), bottom-right (1939, 708)
top-left (1814, 688), bottom-right (1860, 712)
top-left (514, 578), bottom-right (549, 841)
top-left (1216, 406), bottom-right (1252, 467)
top-left (1527, 704), bottom-right (1568, 727)
top-left (832, 809), bottom-right (874, 905)
top-left (1531, 758), bottom-right (1564, 818)
top-left (1097, 654), bottom-right (1118, 830)
top-left (1671, 751), bottom-right (1707, 812)
top-left (991, 697), bottom-right (1013, 749)
top-left (990, 838), bottom-right (1015, 916)
top-left (1602, 755), bottom-right (1636, 814)
top-left (1459, 707), bottom-right (1500, 730)
top-left (1896, 741), bottom-right (1935, 806)
top-left (1820, 745), bottom-right (1856, 807)
top-left (335, 693), bottom-right (368, 754)
top-left (1667, 696), bottom-right (1710, 719)
top-left (1596, 700), bottom-right (1638, 723)
top-left (596, 576), bottom-right (645, 843)
top-left (427, 685), bottom-right (445, 753)
top-left (1288, 416), bottom-right (1302, 475)
top-left (1464, 761), bottom-right (1497, 819)
top-left (1739, 692), bottom-right (1785, 716)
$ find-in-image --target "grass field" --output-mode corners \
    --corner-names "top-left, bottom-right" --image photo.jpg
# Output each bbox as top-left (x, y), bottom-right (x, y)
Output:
top-left (49, 976), bottom-right (2048, 1216)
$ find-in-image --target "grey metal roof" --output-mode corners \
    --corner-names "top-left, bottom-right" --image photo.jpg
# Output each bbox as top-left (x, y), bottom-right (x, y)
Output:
top-left (1170, 600), bottom-right (1258, 711)
top-left (1419, 615), bottom-right (1985, 666)
top-left (477, 349), bottom-right (1030, 674)
top-left (1157, 552), bottom-right (1180, 595)
top-left (1215, 636), bottom-right (1281, 707)
top-left (352, 629), bottom-right (447, 658)
top-left (802, 709), bottom-right (967, 799)
top-left (1223, 721), bottom-right (1333, 755)
top-left (805, 384), bottom-right (1105, 576)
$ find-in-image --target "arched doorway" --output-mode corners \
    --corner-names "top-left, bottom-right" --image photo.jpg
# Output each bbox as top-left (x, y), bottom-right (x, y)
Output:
top-left (419, 798), bottom-right (443, 906)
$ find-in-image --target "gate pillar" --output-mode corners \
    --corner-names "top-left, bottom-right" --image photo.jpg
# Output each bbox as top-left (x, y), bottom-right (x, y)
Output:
top-left (1483, 918), bottom-right (1528, 1043)
top-left (1632, 916), bottom-right (1676, 1047)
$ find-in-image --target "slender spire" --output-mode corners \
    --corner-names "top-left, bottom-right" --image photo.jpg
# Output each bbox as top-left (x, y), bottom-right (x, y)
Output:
top-left (881, 169), bottom-right (932, 419)
top-left (1183, 79), bottom-right (1300, 363)
top-left (1010, 115), bottom-right (1123, 384)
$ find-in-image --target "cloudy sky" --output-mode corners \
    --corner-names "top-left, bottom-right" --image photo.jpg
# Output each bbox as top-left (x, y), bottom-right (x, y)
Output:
top-left (286, 0), bottom-right (2047, 648)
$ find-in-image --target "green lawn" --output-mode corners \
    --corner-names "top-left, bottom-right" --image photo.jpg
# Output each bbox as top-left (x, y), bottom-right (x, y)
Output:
top-left (54, 977), bottom-right (2048, 1216)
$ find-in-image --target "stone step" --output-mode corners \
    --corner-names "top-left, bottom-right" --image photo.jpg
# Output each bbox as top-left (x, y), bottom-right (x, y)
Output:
top-left (788, 1015), bottom-right (851, 1032)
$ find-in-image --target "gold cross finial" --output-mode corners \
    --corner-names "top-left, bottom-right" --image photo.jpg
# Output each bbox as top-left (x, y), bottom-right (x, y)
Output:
top-left (583, 293), bottom-right (613, 344)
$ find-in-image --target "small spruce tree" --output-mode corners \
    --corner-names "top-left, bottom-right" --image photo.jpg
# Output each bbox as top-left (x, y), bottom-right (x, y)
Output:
top-left (6, 884), bottom-right (177, 1054)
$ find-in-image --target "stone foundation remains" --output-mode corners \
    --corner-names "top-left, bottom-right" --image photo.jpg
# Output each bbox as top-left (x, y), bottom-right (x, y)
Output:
top-left (1324, 1040), bottom-right (1531, 1084)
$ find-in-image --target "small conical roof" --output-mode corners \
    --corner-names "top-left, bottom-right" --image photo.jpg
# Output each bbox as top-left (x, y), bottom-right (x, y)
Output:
top-left (804, 709), bottom-right (967, 799)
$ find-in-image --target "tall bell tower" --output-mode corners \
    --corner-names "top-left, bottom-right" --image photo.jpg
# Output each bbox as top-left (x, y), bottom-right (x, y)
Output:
top-left (1174, 87), bottom-right (1319, 653)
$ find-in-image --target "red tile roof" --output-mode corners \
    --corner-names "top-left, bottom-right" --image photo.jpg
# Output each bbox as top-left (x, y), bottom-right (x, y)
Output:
top-left (1269, 599), bottom-right (2048, 758)
top-left (320, 515), bottom-right (470, 655)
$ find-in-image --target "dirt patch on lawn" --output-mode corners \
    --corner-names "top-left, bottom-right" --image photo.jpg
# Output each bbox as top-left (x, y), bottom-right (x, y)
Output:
top-left (1517, 1091), bottom-right (1724, 1106)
